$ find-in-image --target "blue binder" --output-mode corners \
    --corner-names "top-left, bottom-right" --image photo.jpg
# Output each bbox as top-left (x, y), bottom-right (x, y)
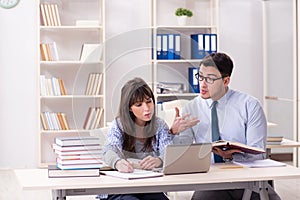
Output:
top-left (203, 34), bottom-right (211, 56)
top-left (210, 34), bottom-right (217, 54)
top-left (191, 34), bottom-right (205, 59)
top-left (188, 67), bottom-right (200, 93)
top-left (161, 34), bottom-right (168, 59)
top-left (156, 34), bottom-right (162, 59)
top-left (174, 34), bottom-right (181, 59)
top-left (167, 34), bottom-right (175, 60)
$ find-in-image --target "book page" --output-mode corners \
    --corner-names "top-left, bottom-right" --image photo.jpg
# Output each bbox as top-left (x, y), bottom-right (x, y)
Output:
top-left (234, 159), bottom-right (286, 168)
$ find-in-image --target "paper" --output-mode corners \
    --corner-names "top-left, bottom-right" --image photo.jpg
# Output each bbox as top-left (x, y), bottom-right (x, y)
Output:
top-left (234, 159), bottom-right (286, 168)
top-left (100, 169), bottom-right (163, 179)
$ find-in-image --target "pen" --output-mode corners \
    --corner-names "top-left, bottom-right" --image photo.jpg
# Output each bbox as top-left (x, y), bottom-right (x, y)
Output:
top-left (115, 145), bottom-right (127, 161)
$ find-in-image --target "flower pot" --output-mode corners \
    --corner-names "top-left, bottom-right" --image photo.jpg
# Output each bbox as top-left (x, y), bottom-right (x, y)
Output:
top-left (177, 16), bottom-right (187, 26)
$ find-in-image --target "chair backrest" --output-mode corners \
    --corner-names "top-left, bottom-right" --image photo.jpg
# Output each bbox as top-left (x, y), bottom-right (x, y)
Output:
top-left (160, 99), bottom-right (189, 127)
top-left (89, 127), bottom-right (109, 146)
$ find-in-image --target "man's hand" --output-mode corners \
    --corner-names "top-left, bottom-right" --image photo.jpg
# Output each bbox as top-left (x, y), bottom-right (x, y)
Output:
top-left (115, 159), bottom-right (134, 173)
top-left (212, 147), bottom-right (242, 159)
top-left (169, 107), bottom-right (200, 135)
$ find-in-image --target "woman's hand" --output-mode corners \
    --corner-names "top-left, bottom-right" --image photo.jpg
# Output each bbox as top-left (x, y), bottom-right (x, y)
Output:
top-left (170, 107), bottom-right (200, 134)
top-left (139, 155), bottom-right (162, 170)
top-left (115, 159), bottom-right (134, 173)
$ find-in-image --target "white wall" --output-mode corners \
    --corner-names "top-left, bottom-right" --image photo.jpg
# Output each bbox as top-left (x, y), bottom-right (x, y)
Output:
top-left (0, 1), bottom-right (38, 168)
top-left (0, 0), bottom-right (265, 168)
top-left (219, 0), bottom-right (264, 103)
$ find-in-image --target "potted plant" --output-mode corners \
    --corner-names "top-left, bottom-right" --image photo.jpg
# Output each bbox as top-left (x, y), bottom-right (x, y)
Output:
top-left (175, 8), bottom-right (193, 25)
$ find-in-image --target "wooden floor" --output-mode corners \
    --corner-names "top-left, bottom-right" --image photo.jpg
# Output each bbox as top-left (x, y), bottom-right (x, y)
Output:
top-left (1, 163), bottom-right (300, 200)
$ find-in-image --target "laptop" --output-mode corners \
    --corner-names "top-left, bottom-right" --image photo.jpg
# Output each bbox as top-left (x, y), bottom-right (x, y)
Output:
top-left (162, 143), bottom-right (212, 175)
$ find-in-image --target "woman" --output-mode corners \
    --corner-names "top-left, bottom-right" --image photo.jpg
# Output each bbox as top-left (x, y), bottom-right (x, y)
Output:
top-left (102, 77), bottom-right (173, 200)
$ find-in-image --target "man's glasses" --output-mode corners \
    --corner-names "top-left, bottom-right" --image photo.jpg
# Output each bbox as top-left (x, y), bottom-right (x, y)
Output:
top-left (195, 73), bottom-right (224, 84)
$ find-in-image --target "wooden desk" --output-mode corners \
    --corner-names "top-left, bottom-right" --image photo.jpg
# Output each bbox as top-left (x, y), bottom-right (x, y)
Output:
top-left (266, 138), bottom-right (300, 166)
top-left (14, 164), bottom-right (300, 200)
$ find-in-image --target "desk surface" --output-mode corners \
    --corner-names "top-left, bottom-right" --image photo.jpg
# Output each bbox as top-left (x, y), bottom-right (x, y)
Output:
top-left (266, 138), bottom-right (300, 149)
top-left (14, 164), bottom-right (300, 193)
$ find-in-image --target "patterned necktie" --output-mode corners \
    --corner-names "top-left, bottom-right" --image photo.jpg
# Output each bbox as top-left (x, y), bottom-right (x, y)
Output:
top-left (211, 101), bottom-right (223, 163)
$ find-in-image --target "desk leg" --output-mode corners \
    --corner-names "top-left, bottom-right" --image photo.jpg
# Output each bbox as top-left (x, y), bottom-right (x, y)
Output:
top-left (242, 189), bottom-right (252, 200)
top-left (266, 148), bottom-right (271, 159)
top-left (52, 189), bottom-right (66, 200)
top-left (259, 181), bottom-right (270, 200)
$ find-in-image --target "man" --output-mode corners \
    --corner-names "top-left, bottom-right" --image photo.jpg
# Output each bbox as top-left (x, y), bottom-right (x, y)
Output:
top-left (169, 52), bottom-right (281, 200)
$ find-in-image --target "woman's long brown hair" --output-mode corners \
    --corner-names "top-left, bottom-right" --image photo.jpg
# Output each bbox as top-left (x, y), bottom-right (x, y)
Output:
top-left (116, 77), bottom-right (157, 153)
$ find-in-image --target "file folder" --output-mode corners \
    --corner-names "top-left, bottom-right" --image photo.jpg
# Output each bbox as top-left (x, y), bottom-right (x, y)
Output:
top-left (156, 34), bottom-right (162, 59)
top-left (167, 34), bottom-right (175, 60)
top-left (191, 34), bottom-right (205, 59)
top-left (204, 34), bottom-right (211, 56)
top-left (174, 34), bottom-right (181, 59)
top-left (160, 34), bottom-right (168, 59)
top-left (210, 34), bottom-right (217, 54)
top-left (188, 67), bottom-right (200, 93)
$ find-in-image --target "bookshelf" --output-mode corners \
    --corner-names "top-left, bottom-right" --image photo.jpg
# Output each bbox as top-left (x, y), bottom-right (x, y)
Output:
top-left (38, 0), bottom-right (105, 167)
top-left (150, 0), bottom-right (219, 103)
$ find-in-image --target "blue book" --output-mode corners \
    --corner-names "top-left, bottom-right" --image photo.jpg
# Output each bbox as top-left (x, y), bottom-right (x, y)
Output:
top-left (188, 67), bottom-right (200, 93)
top-left (191, 34), bottom-right (206, 59)
top-left (174, 34), bottom-right (181, 59)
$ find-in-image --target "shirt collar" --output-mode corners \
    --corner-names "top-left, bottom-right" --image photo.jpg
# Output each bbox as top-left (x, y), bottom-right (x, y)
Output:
top-left (208, 87), bottom-right (231, 108)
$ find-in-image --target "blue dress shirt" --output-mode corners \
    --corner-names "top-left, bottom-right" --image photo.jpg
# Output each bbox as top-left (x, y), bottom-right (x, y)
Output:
top-left (176, 88), bottom-right (267, 162)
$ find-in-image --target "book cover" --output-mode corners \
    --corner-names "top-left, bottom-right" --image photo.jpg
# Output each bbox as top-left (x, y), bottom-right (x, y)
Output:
top-left (55, 136), bottom-right (100, 146)
top-left (57, 163), bottom-right (104, 170)
top-left (52, 143), bottom-right (101, 152)
top-left (79, 44), bottom-right (102, 62)
top-left (56, 157), bottom-right (103, 165)
top-left (100, 169), bottom-right (163, 180)
top-left (54, 149), bottom-right (102, 156)
top-left (212, 140), bottom-right (265, 154)
top-left (48, 165), bottom-right (100, 178)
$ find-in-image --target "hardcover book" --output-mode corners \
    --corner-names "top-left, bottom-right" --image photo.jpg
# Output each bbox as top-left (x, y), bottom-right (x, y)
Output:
top-left (48, 165), bottom-right (100, 178)
top-left (213, 140), bottom-right (265, 154)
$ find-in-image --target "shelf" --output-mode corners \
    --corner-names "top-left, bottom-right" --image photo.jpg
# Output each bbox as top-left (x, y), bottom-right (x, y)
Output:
top-left (151, 0), bottom-right (218, 102)
top-left (38, 0), bottom-right (105, 167)
top-left (40, 95), bottom-right (104, 99)
top-left (40, 25), bottom-right (103, 30)
top-left (152, 59), bottom-right (202, 63)
top-left (40, 61), bottom-right (103, 64)
top-left (157, 93), bottom-right (199, 97)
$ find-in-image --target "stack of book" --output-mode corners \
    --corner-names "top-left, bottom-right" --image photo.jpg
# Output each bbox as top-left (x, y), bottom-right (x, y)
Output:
top-left (267, 135), bottom-right (283, 145)
top-left (49, 136), bottom-right (104, 177)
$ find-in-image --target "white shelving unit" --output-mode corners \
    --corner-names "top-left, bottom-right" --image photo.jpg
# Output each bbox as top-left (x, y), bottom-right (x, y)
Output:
top-left (151, 0), bottom-right (219, 103)
top-left (38, 0), bottom-right (105, 167)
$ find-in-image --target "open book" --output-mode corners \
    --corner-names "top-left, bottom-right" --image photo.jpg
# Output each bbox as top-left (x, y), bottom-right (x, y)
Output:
top-left (213, 140), bottom-right (265, 154)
